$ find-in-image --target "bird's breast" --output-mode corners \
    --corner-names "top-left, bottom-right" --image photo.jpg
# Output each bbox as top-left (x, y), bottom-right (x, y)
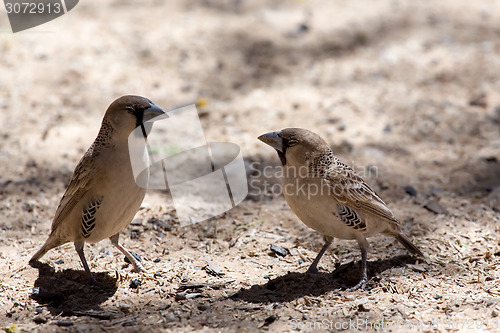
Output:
top-left (281, 174), bottom-right (357, 240)
top-left (82, 147), bottom-right (146, 243)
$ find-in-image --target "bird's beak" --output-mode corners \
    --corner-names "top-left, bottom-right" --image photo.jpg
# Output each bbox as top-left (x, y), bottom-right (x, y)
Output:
top-left (258, 131), bottom-right (283, 153)
top-left (143, 104), bottom-right (166, 122)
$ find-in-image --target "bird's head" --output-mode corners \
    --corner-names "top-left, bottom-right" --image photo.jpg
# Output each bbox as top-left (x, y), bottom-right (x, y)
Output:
top-left (104, 95), bottom-right (165, 136)
top-left (258, 128), bottom-right (330, 166)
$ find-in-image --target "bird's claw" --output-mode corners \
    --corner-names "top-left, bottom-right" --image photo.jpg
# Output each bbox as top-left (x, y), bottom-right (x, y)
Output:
top-left (131, 264), bottom-right (146, 273)
top-left (88, 275), bottom-right (98, 285)
top-left (346, 278), bottom-right (367, 292)
top-left (306, 266), bottom-right (319, 274)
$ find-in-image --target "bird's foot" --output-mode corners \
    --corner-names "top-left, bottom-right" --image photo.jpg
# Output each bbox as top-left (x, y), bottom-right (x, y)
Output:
top-left (346, 277), bottom-right (367, 292)
top-left (88, 274), bottom-right (98, 285)
top-left (306, 266), bottom-right (319, 274)
top-left (131, 263), bottom-right (147, 274)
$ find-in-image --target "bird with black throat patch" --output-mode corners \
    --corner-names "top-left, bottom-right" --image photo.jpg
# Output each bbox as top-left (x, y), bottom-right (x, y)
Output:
top-left (30, 95), bottom-right (165, 284)
top-left (258, 128), bottom-right (423, 291)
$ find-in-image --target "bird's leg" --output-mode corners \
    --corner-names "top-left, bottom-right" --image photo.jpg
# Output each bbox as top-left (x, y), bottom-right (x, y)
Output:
top-left (347, 237), bottom-right (368, 291)
top-left (109, 233), bottom-right (146, 273)
top-left (74, 241), bottom-right (97, 285)
top-left (306, 236), bottom-right (333, 274)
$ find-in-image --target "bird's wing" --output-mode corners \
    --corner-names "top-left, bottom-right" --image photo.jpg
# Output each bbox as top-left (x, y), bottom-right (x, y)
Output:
top-left (323, 160), bottom-right (399, 225)
top-left (336, 203), bottom-right (366, 230)
top-left (50, 149), bottom-right (102, 233)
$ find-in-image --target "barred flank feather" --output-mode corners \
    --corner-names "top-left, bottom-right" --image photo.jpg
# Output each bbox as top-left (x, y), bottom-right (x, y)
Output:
top-left (81, 197), bottom-right (102, 238)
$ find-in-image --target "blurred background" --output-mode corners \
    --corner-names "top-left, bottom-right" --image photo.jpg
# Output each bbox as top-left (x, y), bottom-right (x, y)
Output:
top-left (1, 0), bottom-right (499, 331)
top-left (0, 0), bottom-right (499, 194)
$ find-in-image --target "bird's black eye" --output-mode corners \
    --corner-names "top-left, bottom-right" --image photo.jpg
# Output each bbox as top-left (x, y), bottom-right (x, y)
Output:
top-left (287, 138), bottom-right (299, 147)
top-left (124, 104), bottom-right (147, 127)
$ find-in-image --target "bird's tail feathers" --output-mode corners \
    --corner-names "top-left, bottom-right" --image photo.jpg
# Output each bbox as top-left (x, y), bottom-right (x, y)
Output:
top-left (393, 233), bottom-right (424, 257)
top-left (29, 236), bottom-right (64, 264)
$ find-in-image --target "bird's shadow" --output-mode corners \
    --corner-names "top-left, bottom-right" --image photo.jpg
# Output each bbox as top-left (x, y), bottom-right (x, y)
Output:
top-left (231, 255), bottom-right (418, 303)
top-left (30, 261), bottom-right (118, 316)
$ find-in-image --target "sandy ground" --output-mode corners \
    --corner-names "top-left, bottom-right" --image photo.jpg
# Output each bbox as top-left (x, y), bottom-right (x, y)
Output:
top-left (1, 0), bottom-right (500, 331)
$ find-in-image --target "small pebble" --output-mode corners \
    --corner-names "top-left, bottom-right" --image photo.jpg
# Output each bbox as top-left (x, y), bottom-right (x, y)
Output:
top-left (297, 23), bottom-right (309, 33)
top-left (469, 93), bottom-right (488, 108)
top-left (407, 264), bottom-right (426, 273)
top-left (269, 244), bottom-right (289, 257)
top-left (124, 252), bottom-right (142, 264)
top-left (22, 202), bottom-right (35, 212)
top-left (119, 303), bottom-right (131, 313)
top-left (57, 320), bottom-right (74, 327)
top-left (0, 178), bottom-right (11, 188)
top-left (175, 292), bottom-right (187, 300)
top-left (153, 258), bottom-right (161, 263)
top-left (122, 322), bottom-right (136, 327)
top-left (404, 185), bottom-right (417, 196)
top-left (175, 292), bottom-right (202, 300)
top-left (264, 315), bottom-right (277, 325)
top-left (358, 304), bottom-right (370, 312)
top-left (379, 181), bottom-right (390, 190)
top-left (429, 187), bottom-right (443, 196)
top-left (204, 261), bottom-right (224, 277)
top-left (148, 217), bottom-right (173, 231)
top-left (164, 313), bottom-right (176, 323)
top-left (33, 316), bottom-right (47, 324)
top-left (197, 303), bottom-right (209, 311)
top-left (130, 229), bottom-right (141, 239)
top-left (129, 279), bottom-right (142, 289)
top-left (325, 117), bottom-right (340, 124)
top-left (26, 158), bottom-right (37, 168)
top-left (336, 120), bottom-right (346, 131)
top-left (130, 218), bottom-right (143, 226)
top-left (424, 200), bottom-right (447, 214)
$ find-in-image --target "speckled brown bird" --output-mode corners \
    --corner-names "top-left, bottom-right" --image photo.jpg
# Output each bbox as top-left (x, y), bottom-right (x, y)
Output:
top-left (30, 95), bottom-right (165, 284)
top-left (258, 128), bottom-right (423, 291)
